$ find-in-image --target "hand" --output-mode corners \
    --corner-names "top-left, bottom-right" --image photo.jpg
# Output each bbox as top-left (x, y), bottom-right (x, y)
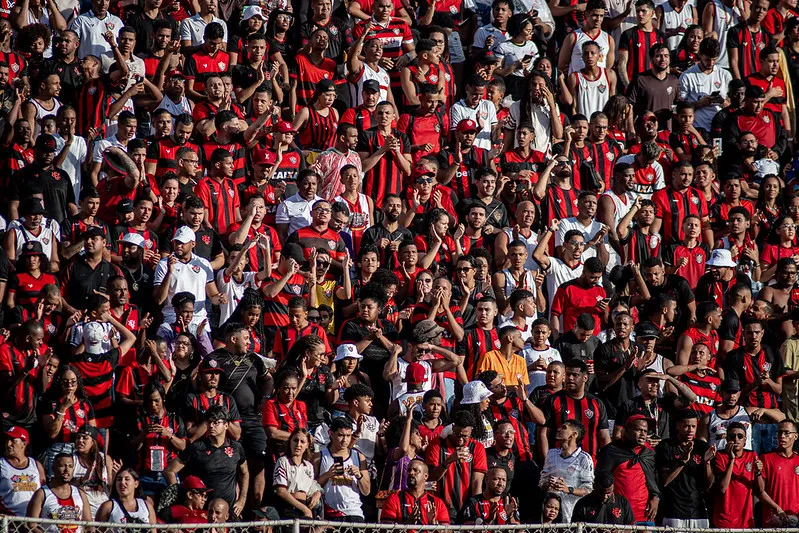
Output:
top-left (378, 238), bottom-right (390, 249)
top-left (676, 257), bottom-right (689, 269)
top-left (725, 441), bottom-right (736, 459)
top-left (378, 57), bottom-right (395, 70)
top-left (167, 254), bottom-right (177, 272)
top-left (679, 439), bottom-right (694, 462)
top-left (646, 497), bottom-right (659, 522)
top-left (409, 189), bottom-right (421, 210)
top-left (456, 446), bottom-right (471, 462)
top-left (102, 31), bottom-right (117, 47)
top-left (394, 54), bottom-right (411, 69)
top-left (389, 238), bottom-right (401, 252)
top-left (549, 219), bottom-right (560, 233)
top-left (288, 258), bottom-right (300, 274)
top-left (432, 189), bottom-right (443, 208)
top-left (308, 490), bottom-right (322, 510)
top-left (485, 34), bottom-right (495, 48)
top-left (755, 459), bottom-right (763, 474)
top-left (346, 464), bottom-right (361, 477)
top-left (300, 504), bottom-right (313, 518)
top-left (342, 249), bottom-right (352, 271)
top-left (216, 293), bottom-right (228, 305)
top-left (233, 498), bottom-right (246, 517)
top-left (749, 407), bottom-right (766, 421)
top-left (197, 318), bottom-right (209, 336)
top-left (454, 223), bottom-right (465, 241)
top-left (703, 445), bottom-right (717, 463)
top-left (596, 298), bottom-right (610, 311)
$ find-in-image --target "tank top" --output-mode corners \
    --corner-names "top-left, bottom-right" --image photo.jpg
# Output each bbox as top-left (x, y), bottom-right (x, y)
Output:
top-left (107, 498), bottom-right (150, 526)
top-left (660, 1), bottom-right (695, 49)
top-left (641, 354), bottom-right (666, 395)
top-left (500, 268), bottom-right (536, 299)
top-left (711, 0), bottom-right (741, 67)
top-left (334, 193), bottom-right (370, 251)
top-left (502, 227), bottom-right (539, 271)
top-left (71, 453), bottom-right (109, 517)
top-left (602, 189), bottom-right (636, 270)
top-left (11, 224), bottom-right (56, 258)
top-left (154, 96), bottom-right (192, 119)
top-left (350, 63), bottom-right (390, 107)
top-left (319, 448), bottom-right (364, 518)
top-left (41, 485), bottom-right (84, 533)
top-left (29, 98), bottom-right (61, 137)
top-left (708, 406), bottom-right (752, 450)
top-left (0, 457), bottom-right (41, 516)
top-left (569, 29), bottom-right (611, 73)
top-left (299, 106), bottom-right (338, 151)
top-left (573, 68), bottom-right (610, 118)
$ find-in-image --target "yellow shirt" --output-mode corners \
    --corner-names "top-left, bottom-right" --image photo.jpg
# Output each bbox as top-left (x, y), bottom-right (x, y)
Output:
top-left (314, 279), bottom-right (337, 335)
top-left (475, 349), bottom-right (530, 387)
top-left (782, 338), bottom-right (799, 422)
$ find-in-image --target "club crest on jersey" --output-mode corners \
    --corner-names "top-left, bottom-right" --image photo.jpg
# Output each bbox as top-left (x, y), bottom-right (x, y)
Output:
top-left (224, 447), bottom-right (234, 457)
top-left (76, 409), bottom-right (85, 419)
top-left (430, 75), bottom-right (438, 83)
top-left (328, 240), bottom-right (337, 249)
top-left (192, 265), bottom-right (201, 273)
top-left (450, 5), bottom-right (458, 12)
top-left (584, 409), bottom-right (594, 419)
top-left (330, 26), bottom-right (339, 35)
top-left (202, 234), bottom-right (211, 244)
top-left (598, 84), bottom-right (606, 93)
top-left (696, 254), bottom-right (703, 263)
top-left (764, 115), bottom-right (771, 124)
top-left (607, 152), bottom-right (614, 161)
top-left (228, 188), bottom-right (235, 198)
top-left (393, 28), bottom-right (401, 34)
top-left (714, 81), bottom-right (722, 88)
top-left (691, 196), bottom-right (699, 205)
top-left (612, 508), bottom-right (622, 518)
top-left (745, 462), bottom-right (753, 472)
top-left (289, 155), bottom-right (297, 164)
top-left (666, 86), bottom-right (673, 95)
top-left (218, 61), bottom-right (226, 69)
top-left (290, 284), bottom-right (302, 294)
top-left (494, 339), bottom-right (501, 348)
top-left (763, 362), bottom-right (772, 372)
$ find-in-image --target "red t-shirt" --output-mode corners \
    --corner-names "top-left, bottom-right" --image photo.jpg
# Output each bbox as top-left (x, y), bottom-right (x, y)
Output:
top-left (761, 451), bottom-right (799, 524)
top-left (550, 279), bottom-right (607, 335)
top-left (713, 450), bottom-right (758, 528)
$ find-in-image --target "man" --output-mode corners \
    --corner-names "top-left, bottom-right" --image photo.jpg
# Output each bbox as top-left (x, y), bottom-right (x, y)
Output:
top-left (651, 161), bottom-right (713, 246)
top-left (152, 226), bottom-right (227, 324)
top-left (679, 37), bottom-right (731, 133)
top-left (285, 200), bottom-right (346, 270)
top-left (615, 141), bottom-right (666, 200)
top-left (628, 45), bottom-right (680, 121)
top-left (164, 406), bottom-right (248, 515)
top-left (724, 318), bottom-right (784, 453)
top-left (315, 123), bottom-right (363, 201)
top-left (42, 31), bottom-right (83, 107)
top-left (232, 33), bottom-right (285, 106)
top-left (760, 419), bottom-right (799, 524)
top-left (290, 28), bottom-right (337, 112)
top-left (88, 112), bottom-right (137, 186)
top-left (315, 417), bottom-right (370, 521)
top-left (550, 257), bottom-right (607, 338)
top-left (398, 84), bottom-right (447, 165)
top-left (126, 0), bottom-right (177, 54)
top-left (460, 467), bottom-right (519, 524)
top-left (596, 415), bottom-right (660, 524)
top-left (494, 201), bottom-right (541, 271)
top-left (505, 71), bottom-right (564, 154)
top-left (183, 356), bottom-right (242, 442)
top-left (9, 134), bottom-right (76, 224)
top-left (538, 359), bottom-right (611, 460)
top-left (618, 0), bottom-right (665, 87)
top-left (0, 321), bottom-right (45, 428)
top-left (677, 301), bottom-right (722, 366)
top-left (711, 79), bottom-right (746, 139)
top-left (179, 0), bottom-right (227, 52)
top-left (425, 410), bottom-right (487, 519)
top-left (539, 420), bottom-right (595, 522)
top-left (643, 256), bottom-right (696, 332)
top-left (360, 194), bottom-right (412, 270)
top-left (275, 169), bottom-right (324, 242)
top-left (711, 421), bottom-right (761, 528)
top-left (357, 101), bottom-right (411, 209)
top-left (555, 191), bottom-right (610, 264)
top-left (450, 75), bottom-right (498, 151)
top-left (380, 459), bottom-right (450, 524)
top-left (572, 471), bottom-right (635, 524)
top-left (718, 282), bottom-right (752, 360)
top-left (747, 47), bottom-right (791, 133)
top-left (69, 0), bottom-right (124, 59)
top-left (60, 187), bottom-right (110, 261)
top-left (194, 149), bottom-right (241, 236)
top-left (162, 195), bottom-right (225, 270)
top-left (145, 113), bottom-right (199, 181)
top-left (473, 0), bottom-right (512, 51)
top-left (669, 342), bottom-right (723, 415)
top-left (655, 410), bottom-right (714, 529)
top-left (698, 378), bottom-right (753, 449)
top-left (60, 227), bottom-right (121, 313)
top-left (53, 106), bottom-right (88, 203)
top-left (594, 313), bottom-right (641, 420)
top-left (728, 0), bottom-right (770, 79)
top-left (99, 27), bottom-right (145, 84)
top-left (696, 249), bottom-right (751, 309)
top-left (723, 85), bottom-right (788, 159)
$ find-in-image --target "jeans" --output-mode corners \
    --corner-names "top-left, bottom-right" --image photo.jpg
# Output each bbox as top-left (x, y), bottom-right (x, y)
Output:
top-left (139, 472), bottom-right (168, 497)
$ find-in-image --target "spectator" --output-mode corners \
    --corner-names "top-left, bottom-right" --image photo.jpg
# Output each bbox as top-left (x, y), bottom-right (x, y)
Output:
top-left (26, 454), bottom-right (93, 524)
top-left (539, 420), bottom-right (594, 522)
top-left (572, 471), bottom-right (635, 525)
top-left (711, 421), bottom-right (760, 528)
top-left (94, 468), bottom-right (156, 524)
top-left (380, 459), bottom-right (450, 525)
top-left (315, 417), bottom-right (370, 521)
top-left (273, 428), bottom-right (322, 519)
top-left (0, 427), bottom-right (45, 516)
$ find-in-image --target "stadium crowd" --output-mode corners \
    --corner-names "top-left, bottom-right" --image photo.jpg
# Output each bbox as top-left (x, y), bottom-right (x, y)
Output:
top-left (3, 0), bottom-right (799, 527)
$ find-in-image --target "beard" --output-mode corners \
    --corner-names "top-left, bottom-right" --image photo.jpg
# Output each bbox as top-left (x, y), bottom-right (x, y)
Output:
top-left (384, 211), bottom-right (400, 223)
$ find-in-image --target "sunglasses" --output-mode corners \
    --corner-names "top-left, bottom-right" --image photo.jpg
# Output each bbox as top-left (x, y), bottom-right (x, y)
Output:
top-left (728, 433), bottom-right (746, 440)
top-left (417, 348), bottom-right (433, 354)
top-left (416, 177), bottom-right (434, 184)
top-left (455, 267), bottom-right (473, 272)
top-left (316, 261), bottom-right (331, 268)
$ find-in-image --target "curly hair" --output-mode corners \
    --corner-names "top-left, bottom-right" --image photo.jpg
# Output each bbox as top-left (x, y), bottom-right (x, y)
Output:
top-left (16, 23), bottom-right (50, 54)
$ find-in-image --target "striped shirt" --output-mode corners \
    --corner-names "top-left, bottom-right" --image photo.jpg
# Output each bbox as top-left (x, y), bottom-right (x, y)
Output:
top-left (543, 390), bottom-right (609, 459)
top-left (619, 28), bottom-right (665, 82)
top-left (194, 176), bottom-right (241, 236)
top-left (291, 53), bottom-right (337, 110)
top-left (678, 371), bottom-right (721, 414)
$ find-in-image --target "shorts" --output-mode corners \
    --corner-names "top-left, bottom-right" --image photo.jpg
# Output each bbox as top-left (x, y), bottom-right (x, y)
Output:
top-left (662, 518), bottom-right (709, 529)
top-left (240, 418), bottom-right (268, 458)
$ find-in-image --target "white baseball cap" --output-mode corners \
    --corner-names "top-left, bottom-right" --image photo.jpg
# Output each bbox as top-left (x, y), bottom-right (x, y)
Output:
top-left (242, 5), bottom-right (266, 20)
top-left (119, 233), bottom-right (145, 248)
top-left (84, 322), bottom-right (107, 355)
top-left (173, 226), bottom-right (196, 244)
top-left (335, 344), bottom-right (363, 361)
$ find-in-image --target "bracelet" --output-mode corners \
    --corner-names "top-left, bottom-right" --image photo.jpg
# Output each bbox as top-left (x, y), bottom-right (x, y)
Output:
top-left (56, 411), bottom-right (65, 417)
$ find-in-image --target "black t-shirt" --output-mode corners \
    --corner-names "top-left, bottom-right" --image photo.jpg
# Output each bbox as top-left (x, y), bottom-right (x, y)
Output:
top-left (297, 364), bottom-right (334, 426)
top-left (215, 349), bottom-right (268, 420)
top-left (339, 318), bottom-right (398, 362)
top-left (177, 437), bottom-right (245, 506)
top-left (654, 438), bottom-right (710, 519)
top-left (10, 164), bottom-right (75, 224)
top-left (645, 274), bottom-right (695, 332)
top-left (160, 225), bottom-right (223, 262)
top-left (572, 492), bottom-right (635, 524)
top-left (485, 447), bottom-right (516, 494)
top-left (592, 339), bottom-right (638, 419)
top-left (614, 394), bottom-right (682, 440)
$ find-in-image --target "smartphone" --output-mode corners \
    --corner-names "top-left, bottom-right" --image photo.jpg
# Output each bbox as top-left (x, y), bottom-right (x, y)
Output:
top-left (333, 456), bottom-right (344, 465)
top-left (712, 138), bottom-right (722, 152)
top-left (523, 54), bottom-right (534, 62)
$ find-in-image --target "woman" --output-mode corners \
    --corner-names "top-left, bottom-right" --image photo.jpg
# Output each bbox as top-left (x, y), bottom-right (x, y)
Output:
top-left (265, 9), bottom-right (296, 61)
top-left (761, 216), bottom-right (799, 282)
top-left (130, 381), bottom-right (186, 496)
top-left (414, 208), bottom-right (464, 277)
top-left (71, 426), bottom-right (114, 517)
top-left (334, 165), bottom-right (374, 254)
top-left (147, 174), bottom-right (181, 233)
top-left (156, 292), bottom-right (213, 357)
top-left (273, 427), bottom-right (323, 518)
top-left (456, 381), bottom-right (493, 448)
top-left (540, 492), bottom-right (563, 524)
top-left (6, 240), bottom-right (57, 310)
top-left (157, 475), bottom-right (212, 524)
top-left (597, 300), bottom-right (636, 343)
top-left (602, 95), bottom-right (633, 145)
top-left (164, 331), bottom-right (201, 412)
top-left (285, 335), bottom-right (334, 433)
top-left (27, 454), bottom-right (93, 529)
top-left (219, 289), bottom-right (266, 358)
top-left (293, 80), bottom-right (339, 155)
top-left (496, 14), bottom-right (538, 100)
top-left (0, 426), bottom-right (44, 516)
top-left (230, 11), bottom-right (267, 66)
top-left (330, 343), bottom-right (370, 417)
top-left (95, 468), bottom-right (156, 526)
top-left (40, 365), bottom-right (96, 476)
top-left (263, 368), bottom-right (309, 458)
top-left (673, 25), bottom-right (704, 74)
top-left (11, 0), bottom-right (66, 35)
top-left (402, 170), bottom-right (457, 237)
top-left (753, 175), bottom-right (784, 245)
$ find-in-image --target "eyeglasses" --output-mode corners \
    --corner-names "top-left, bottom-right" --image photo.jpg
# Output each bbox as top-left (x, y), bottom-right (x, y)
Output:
top-left (182, 158), bottom-right (199, 164)
top-left (308, 315), bottom-right (321, 322)
top-left (777, 430), bottom-right (798, 435)
top-left (175, 340), bottom-right (191, 346)
top-left (315, 208), bottom-right (332, 214)
top-left (499, 430), bottom-right (516, 436)
top-left (190, 491), bottom-right (208, 498)
top-left (417, 348), bottom-right (433, 354)
top-left (416, 177), bottom-right (434, 184)
top-left (62, 380), bottom-right (77, 386)
top-left (781, 224), bottom-right (797, 229)
top-left (728, 433), bottom-right (746, 440)
top-left (209, 419), bottom-right (227, 426)
top-left (568, 240), bottom-right (586, 247)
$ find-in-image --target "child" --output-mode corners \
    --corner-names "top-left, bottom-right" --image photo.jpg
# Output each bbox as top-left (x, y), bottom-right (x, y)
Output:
top-left (330, 343), bottom-right (370, 417)
top-left (664, 214), bottom-right (713, 287)
top-left (669, 102), bottom-right (706, 161)
top-left (273, 296), bottom-right (332, 363)
top-left (521, 318), bottom-right (562, 395)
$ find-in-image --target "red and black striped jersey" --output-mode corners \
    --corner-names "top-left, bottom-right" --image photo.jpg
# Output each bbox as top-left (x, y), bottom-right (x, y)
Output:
top-left (357, 128), bottom-right (411, 208)
top-left (201, 137), bottom-right (247, 185)
top-left (184, 50), bottom-right (230, 94)
top-left (340, 105), bottom-right (376, 132)
top-left (224, 221), bottom-right (281, 271)
top-left (651, 186), bottom-right (709, 245)
top-left (298, 106), bottom-right (338, 151)
top-left (439, 146), bottom-right (488, 201)
top-left (262, 397), bottom-right (308, 433)
top-left (61, 216), bottom-right (110, 246)
top-left (619, 28), bottom-right (665, 82)
top-left (668, 131), bottom-right (702, 158)
top-left (183, 391), bottom-right (242, 424)
top-left (191, 100), bottom-right (246, 133)
top-left (695, 272), bottom-right (741, 309)
top-left (542, 390), bottom-right (609, 459)
top-left (724, 347), bottom-right (784, 409)
top-left (763, 7), bottom-right (798, 39)
top-left (411, 301), bottom-right (464, 352)
top-left (500, 148), bottom-right (546, 176)
top-left (135, 411), bottom-right (186, 472)
top-left (381, 490), bottom-right (451, 525)
top-left (262, 272), bottom-right (309, 328)
top-left (459, 327), bottom-right (500, 380)
top-left (413, 233), bottom-right (467, 277)
top-left (353, 18), bottom-right (413, 92)
top-left (679, 327), bottom-right (720, 366)
top-left (488, 394), bottom-right (533, 463)
top-left (75, 78), bottom-right (110, 137)
top-left (424, 436), bottom-right (487, 515)
top-left (0, 51), bottom-right (25, 81)
top-left (42, 398), bottom-right (95, 443)
top-left (146, 137), bottom-right (201, 180)
top-left (273, 323), bottom-right (332, 362)
top-left (726, 22), bottom-right (769, 79)
top-left (116, 360), bottom-right (161, 402)
top-left (460, 494), bottom-right (517, 524)
top-left (623, 228), bottom-right (661, 264)
top-left (8, 271), bottom-right (58, 309)
top-left (71, 348), bottom-right (120, 429)
top-left (194, 176), bottom-right (241, 236)
top-left (291, 53), bottom-right (338, 110)
top-left (590, 139), bottom-right (623, 187)
top-left (0, 143), bottom-right (34, 188)
top-left (678, 371), bottom-right (721, 414)
top-left (397, 109), bottom-right (448, 165)
top-left (541, 185), bottom-right (579, 226)
top-left (285, 225), bottom-right (347, 263)
top-left (0, 343), bottom-right (42, 425)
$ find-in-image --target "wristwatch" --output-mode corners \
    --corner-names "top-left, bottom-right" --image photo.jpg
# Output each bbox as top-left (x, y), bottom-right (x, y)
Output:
top-left (568, 486), bottom-right (574, 495)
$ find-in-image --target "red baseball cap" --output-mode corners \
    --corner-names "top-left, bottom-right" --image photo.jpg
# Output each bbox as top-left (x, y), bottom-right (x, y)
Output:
top-left (5, 426), bottom-right (29, 443)
top-left (181, 475), bottom-right (213, 492)
top-left (412, 166), bottom-right (436, 179)
top-left (624, 414), bottom-right (655, 429)
top-left (275, 120), bottom-right (297, 134)
top-left (456, 119), bottom-right (479, 133)
top-left (252, 149), bottom-right (277, 166)
top-left (405, 362), bottom-right (427, 384)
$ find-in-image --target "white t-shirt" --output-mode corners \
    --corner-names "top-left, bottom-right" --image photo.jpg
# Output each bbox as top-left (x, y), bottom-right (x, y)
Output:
top-left (153, 253), bottom-right (214, 323)
top-left (556, 216), bottom-right (606, 261)
top-left (215, 270), bottom-right (262, 325)
top-left (449, 99), bottom-right (497, 150)
top-left (679, 63), bottom-right (732, 132)
top-left (91, 135), bottom-right (127, 163)
top-left (275, 193), bottom-right (323, 235)
top-left (68, 11), bottom-right (124, 59)
top-left (615, 154), bottom-right (666, 199)
top-left (54, 134), bottom-right (87, 203)
top-left (497, 40), bottom-right (538, 77)
top-left (521, 345), bottom-right (561, 393)
top-left (541, 257), bottom-right (583, 315)
top-left (179, 14), bottom-right (228, 47)
top-left (508, 99), bottom-right (560, 154)
top-left (273, 456), bottom-right (318, 493)
top-left (390, 358), bottom-right (433, 400)
top-left (473, 25), bottom-right (509, 50)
